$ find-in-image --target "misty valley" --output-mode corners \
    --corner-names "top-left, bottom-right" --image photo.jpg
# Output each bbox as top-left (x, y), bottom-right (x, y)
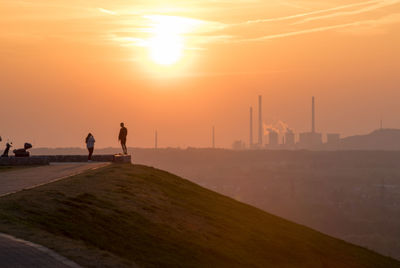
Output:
top-left (133, 149), bottom-right (400, 260)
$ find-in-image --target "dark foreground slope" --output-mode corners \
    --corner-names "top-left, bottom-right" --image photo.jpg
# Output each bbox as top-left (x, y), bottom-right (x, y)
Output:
top-left (0, 165), bottom-right (398, 268)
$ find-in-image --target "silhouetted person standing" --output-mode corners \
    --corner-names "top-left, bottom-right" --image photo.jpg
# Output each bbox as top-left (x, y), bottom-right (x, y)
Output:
top-left (86, 133), bottom-right (95, 161)
top-left (119, 122), bottom-right (128, 154)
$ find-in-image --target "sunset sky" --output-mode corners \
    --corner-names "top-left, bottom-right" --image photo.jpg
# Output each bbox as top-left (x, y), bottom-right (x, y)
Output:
top-left (1, 0), bottom-right (400, 148)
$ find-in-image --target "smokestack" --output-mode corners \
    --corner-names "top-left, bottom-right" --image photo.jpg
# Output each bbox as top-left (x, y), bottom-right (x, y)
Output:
top-left (212, 126), bottom-right (215, 149)
top-left (249, 107), bottom-right (253, 147)
top-left (155, 130), bottom-right (158, 149)
top-left (258, 95), bottom-right (263, 145)
top-left (312, 96), bottom-right (315, 133)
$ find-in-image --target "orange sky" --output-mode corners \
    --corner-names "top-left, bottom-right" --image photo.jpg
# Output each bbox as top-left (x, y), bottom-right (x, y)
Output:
top-left (1, 0), bottom-right (400, 148)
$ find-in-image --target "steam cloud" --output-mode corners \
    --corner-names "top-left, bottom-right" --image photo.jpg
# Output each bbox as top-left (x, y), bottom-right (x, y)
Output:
top-left (263, 120), bottom-right (294, 135)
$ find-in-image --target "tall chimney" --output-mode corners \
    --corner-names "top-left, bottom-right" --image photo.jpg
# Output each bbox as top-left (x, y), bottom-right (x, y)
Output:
top-left (249, 106), bottom-right (253, 148)
top-left (155, 130), bottom-right (158, 149)
top-left (312, 96), bottom-right (315, 133)
top-left (212, 126), bottom-right (215, 149)
top-left (258, 95), bottom-right (263, 146)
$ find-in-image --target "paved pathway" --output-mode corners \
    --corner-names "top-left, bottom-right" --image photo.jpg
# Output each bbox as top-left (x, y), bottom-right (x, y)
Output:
top-left (0, 162), bottom-right (109, 197)
top-left (0, 162), bottom-right (110, 267)
top-left (0, 233), bottom-right (79, 268)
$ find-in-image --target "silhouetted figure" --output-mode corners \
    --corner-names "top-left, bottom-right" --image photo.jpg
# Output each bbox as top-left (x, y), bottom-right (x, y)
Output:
top-left (13, 143), bottom-right (32, 157)
top-left (85, 133), bottom-right (95, 161)
top-left (2, 142), bottom-right (12, 157)
top-left (119, 122), bottom-right (128, 154)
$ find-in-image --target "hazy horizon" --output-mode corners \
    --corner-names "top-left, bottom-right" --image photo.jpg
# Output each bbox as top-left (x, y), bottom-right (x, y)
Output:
top-left (1, 0), bottom-right (399, 148)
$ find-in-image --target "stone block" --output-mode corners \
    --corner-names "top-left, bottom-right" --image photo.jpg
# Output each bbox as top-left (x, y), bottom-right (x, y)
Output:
top-left (112, 154), bottom-right (131, 164)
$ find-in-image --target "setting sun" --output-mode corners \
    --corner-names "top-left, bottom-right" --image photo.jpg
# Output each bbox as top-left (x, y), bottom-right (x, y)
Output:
top-left (148, 32), bottom-right (183, 65)
top-left (145, 15), bottom-right (201, 65)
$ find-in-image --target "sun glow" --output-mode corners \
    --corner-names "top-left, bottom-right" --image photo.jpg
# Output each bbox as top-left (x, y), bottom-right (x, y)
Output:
top-left (149, 33), bottom-right (183, 65)
top-left (145, 15), bottom-right (201, 66)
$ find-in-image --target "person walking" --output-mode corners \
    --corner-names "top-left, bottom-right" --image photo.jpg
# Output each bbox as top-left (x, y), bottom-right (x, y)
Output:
top-left (85, 133), bottom-right (95, 161)
top-left (119, 122), bottom-right (128, 154)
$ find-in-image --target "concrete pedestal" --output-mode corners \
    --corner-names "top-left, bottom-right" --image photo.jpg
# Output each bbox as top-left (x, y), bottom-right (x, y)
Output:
top-left (112, 154), bottom-right (131, 164)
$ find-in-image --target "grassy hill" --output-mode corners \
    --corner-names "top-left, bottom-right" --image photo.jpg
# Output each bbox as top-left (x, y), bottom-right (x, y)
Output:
top-left (0, 164), bottom-right (398, 268)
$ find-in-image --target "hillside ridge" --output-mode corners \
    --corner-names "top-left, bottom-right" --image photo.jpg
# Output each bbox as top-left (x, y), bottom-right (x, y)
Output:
top-left (0, 164), bottom-right (398, 267)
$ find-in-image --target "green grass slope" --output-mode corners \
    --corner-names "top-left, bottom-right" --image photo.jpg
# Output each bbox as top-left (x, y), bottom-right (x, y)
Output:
top-left (0, 164), bottom-right (398, 268)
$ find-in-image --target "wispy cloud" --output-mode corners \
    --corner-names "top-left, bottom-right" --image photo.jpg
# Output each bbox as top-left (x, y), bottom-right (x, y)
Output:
top-left (238, 13), bottom-right (400, 42)
top-left (295, 0), bottom-right (400, 24)
top-left (240, 0), bottom-right (380, 24)
top-left (206, 0), bottom-right (400, 43)
top-left (2, 0), bottom-right (400, 49)
top-left (106, 14), bottom-right (228, 49)
top-left (238, 22), bottom-right (362, 42)
top-left (98, 8), bottom-right (117, 16)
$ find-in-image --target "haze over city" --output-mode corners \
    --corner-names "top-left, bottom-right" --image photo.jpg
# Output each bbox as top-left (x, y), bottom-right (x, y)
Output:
top-left (1, 0), bottom-right (400, 148)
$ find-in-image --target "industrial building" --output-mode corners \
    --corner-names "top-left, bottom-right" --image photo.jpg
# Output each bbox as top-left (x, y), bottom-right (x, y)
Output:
top-left (285, 129), bottom-right (295, 146)
top-left (298, 96), bottom-right (323, 149)
top-left (267, 130), bottom-right (279, 148)
top-left (232, 140), bottom-right (246, 150)
top-left (327, 133), bottom-right (340, 144)
top-left (246, 95), bottom-right (343, 150)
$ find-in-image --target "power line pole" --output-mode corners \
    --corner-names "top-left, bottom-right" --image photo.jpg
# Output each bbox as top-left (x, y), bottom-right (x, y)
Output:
top-left (155, 130), bottom-right (158, 149)
top-left (212, 126), bottom-right (215, 149)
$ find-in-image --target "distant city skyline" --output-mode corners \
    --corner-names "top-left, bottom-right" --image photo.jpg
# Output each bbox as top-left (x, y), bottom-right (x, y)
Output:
top-left (0, 91), bottom-right (397, 148)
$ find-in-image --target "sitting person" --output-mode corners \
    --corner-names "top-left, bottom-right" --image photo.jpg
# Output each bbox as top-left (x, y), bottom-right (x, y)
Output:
top-left (1, 142), bottom-right (12, 157)
top-left (13, 143), bottom-right (32, 157)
